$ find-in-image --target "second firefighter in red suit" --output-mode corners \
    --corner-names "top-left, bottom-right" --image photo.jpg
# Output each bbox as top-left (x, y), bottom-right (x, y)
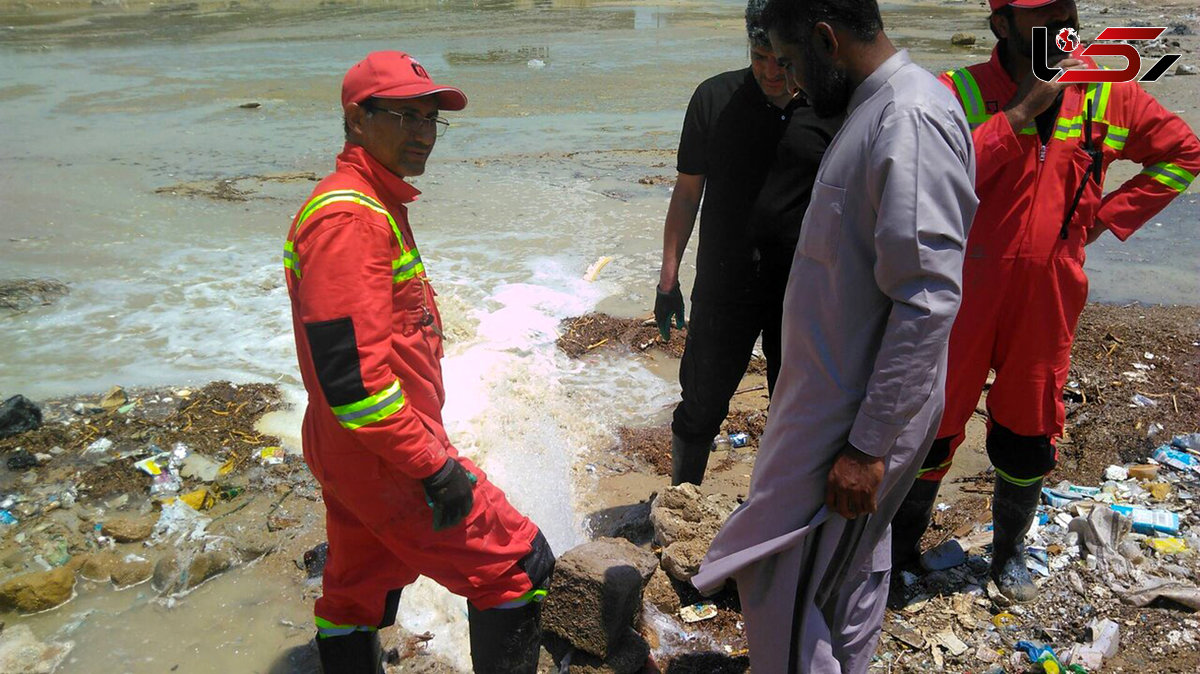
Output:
top-left (284, 52), bottom-right (554, 673)
top-left (890, 0), bottom-right (1200, 604)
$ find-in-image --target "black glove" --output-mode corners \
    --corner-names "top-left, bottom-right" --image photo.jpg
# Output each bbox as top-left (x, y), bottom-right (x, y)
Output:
top-left (422, 458), bottom-right (477, 531)
top-left (654, 284), bottom-right (685, 341)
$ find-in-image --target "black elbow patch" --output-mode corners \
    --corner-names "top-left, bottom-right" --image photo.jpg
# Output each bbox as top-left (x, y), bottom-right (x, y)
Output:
top-left (304, 317), bottom-right (369, 406)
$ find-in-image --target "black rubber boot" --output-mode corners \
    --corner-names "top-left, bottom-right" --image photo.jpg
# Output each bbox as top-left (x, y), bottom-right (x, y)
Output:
top-left (671, 433), bottom-right (713, 486)
top-left (315, 630), bottom-right (384, 674)
top-left (468, 601), bottom-right (543, 674)
top-left (891, 477), bottom-right (942, 571)
top-left (990, 475), bottom-right (1044, 603)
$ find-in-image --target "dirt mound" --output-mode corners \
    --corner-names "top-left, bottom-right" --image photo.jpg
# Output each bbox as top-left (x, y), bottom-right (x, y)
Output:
top-left (557, 313), bottom-right (686, 359)
top-left (1057, 303), bottom-right (1199, 484)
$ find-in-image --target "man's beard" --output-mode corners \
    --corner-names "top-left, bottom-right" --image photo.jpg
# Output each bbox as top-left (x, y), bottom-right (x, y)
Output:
top-left (802, 44), bottom-right (852, 118)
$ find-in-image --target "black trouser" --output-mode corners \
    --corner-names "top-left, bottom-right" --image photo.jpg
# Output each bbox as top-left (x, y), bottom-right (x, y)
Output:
top-left (671, 297), bottom-right (783, 443)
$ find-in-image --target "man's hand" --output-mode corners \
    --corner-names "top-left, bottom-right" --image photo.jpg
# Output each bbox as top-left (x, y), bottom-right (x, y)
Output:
top-left (1084, 218), bottom-right (1109, 246)
top-left (654, 284), bottom-right (685, 341)
top-left (825, 444), bottom-right (885, 519)
top-left (1004, 58), bottom-right (1084, 131)
top-left (422, 458), bottom-right (477, 531)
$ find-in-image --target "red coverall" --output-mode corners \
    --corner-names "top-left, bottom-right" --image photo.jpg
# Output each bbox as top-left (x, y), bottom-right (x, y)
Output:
top-left (284, 144), bottom-right (541, 631)
top-left (918, 47), bottom-right (1200, 485)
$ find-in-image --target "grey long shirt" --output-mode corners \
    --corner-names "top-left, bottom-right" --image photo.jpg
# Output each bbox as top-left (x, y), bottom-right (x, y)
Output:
top-left (797, 49), bottom-right (978, 459)
top-left (695, 48), bottom-right (978, 608)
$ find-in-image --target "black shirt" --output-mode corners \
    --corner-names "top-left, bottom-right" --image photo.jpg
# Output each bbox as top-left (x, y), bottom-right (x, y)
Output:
top-left (677, 68), bottom-right (841, 304)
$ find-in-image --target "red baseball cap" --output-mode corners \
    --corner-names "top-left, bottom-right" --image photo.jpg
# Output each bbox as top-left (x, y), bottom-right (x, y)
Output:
top-left (341, 51), bottom-right (467, 111)
top-left (988, 0), bottom-right (1060, 10)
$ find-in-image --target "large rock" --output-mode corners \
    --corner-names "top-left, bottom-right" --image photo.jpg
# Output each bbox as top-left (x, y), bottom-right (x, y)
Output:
top-left (0, 395), bottom-right (42, 439)
top-left (649, 484), bottom-right (737, 549)
top-left (542, 538), bottom-right (658, 660)
top-left (102, 514), bottom-right (157, 543)
top-left (152, 545), bottom-right (238, 595)
top-left (232, 528), bottom-right (281, 562)
top-left (643, 567), bottom-right (681, 615)
top-left (649, 484), bottom-right (738, 580)
top-left (0, 567), bottom-right (76, 613)
top-left (78, 553), bottom-right (119, 582)
top-left (661, 539), bottom-right (709, 583)
top-left (544, 629), bottom-right (651, 674)
top-left (186, 550), bottom-right (238, 590)
top-left (0, 624), bottom-right (72, 674)
top-left (152, 554), bottom-right (181, 594)
top-left (112, 556), bottom-right (154, 589)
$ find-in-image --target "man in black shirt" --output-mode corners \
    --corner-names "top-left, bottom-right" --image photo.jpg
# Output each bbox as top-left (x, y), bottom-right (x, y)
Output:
top-left (655, 0), bottom-right (842, 486)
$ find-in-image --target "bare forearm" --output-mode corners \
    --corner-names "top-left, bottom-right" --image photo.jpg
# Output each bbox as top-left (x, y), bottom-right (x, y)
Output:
top-left (659, 174), bottom-right (703, 290)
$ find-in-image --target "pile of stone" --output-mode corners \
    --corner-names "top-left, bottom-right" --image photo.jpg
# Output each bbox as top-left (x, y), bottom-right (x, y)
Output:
top-left (542, 537), bottom-right (659, 673)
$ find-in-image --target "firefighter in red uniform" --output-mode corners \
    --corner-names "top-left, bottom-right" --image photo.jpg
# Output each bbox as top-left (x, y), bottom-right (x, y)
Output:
top-left (891, 0), bottom-right (1200, 603)
top-left (284, 51), bottom-right (554, 673)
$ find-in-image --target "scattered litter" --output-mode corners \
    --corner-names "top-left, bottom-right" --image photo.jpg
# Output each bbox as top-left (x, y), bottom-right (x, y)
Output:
top-left (1130, 393), bottom-right (1157, 407)
top-left (583, 256), bottom-right (613, 282)
top-left (259, 446), bottom-right (285, 466)
top-left (992, 612), bottom-right (1018, 629)
top-left (0, 510), bottom-right (17, 525)
top-left (1128, 464), bottom-right (1159, 481)
top-left (1110, 504), bottom-right (1181, 535)
top-left (1172, 434), bottom-right (1200, 451)
top-left (83, 437), bottom-right (114, 455)
top-left (935, 630), bottom-right (969, 656)
top-left (303, 542), bottom-right (329, 579)
top-left (1145, 482), bottom-right (1171, 501)
top-left (1146, 537), bottom-right (1188, 555)
top-left (0, 394), bottom-right (43, 438)
top-left (1015, 641), bottom-right (1063, 673)
top-left (679, 602), bottom-right (718, 623)
top-left (173, 488), bottom-right (217, 511)
top-left (6, 449), bottom-right (38, 471)
top-left (135, 455), bottom-right (167, 476)
top-left (1104, 465), bottom-right (1128, 481)
top-left (920, 539), bottom-right (966, 572)
top-left (1153, 445), bottom-right (1200, 472)
top-left (180, 453), bottom-right (223, 483)
top-left (99, 386), bottom-right (127, 411)
top-left (150, 499), bottom-right (211, 545)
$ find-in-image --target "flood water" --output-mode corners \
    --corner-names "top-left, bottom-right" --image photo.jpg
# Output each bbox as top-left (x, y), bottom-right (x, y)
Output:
top-left (0, 0), bottom-right (1196, 671)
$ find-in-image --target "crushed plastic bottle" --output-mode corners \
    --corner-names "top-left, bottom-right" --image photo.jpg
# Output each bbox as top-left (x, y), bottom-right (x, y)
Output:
top-left (1153, 445), bottom-right (1200, 473)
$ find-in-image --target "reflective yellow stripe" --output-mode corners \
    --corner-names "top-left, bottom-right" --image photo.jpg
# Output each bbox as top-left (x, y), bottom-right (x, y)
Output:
top-left (948, 69), bottom-right (987, 129)
top-left (314, 616), bottom-right (377, 639)
top-left (283, 241), bottom-right (301, 278)
top-left (1092, 82), bottom-right (1111, 123)
top-left (995, 467), bottom-right (1044, 487)
top-left (285, 189), bottom-right (428, 284)
top-left (494, 587), bottom-right (549, 609)
top-left (916, 459), bottom-right (953, 478)
top-left (330, 379), bottom-right (406, 430)
top-left (1141, 162), bottom-right (1195, 192)
top-left (1103, 124), bottom-right (1129, 151)
top-left (297, 190), bottom-right (387, 229)
top-left (392, 248), bottom-right (425, 283)
top-left (1053, 115), bottom-right (1083, 141)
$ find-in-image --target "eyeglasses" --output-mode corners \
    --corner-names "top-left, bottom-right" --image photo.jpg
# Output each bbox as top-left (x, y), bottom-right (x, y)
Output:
top-left (364, 105), bottom-right (450, 138)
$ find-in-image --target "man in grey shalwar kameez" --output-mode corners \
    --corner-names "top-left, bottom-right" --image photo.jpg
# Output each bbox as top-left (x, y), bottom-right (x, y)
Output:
top-left (690, 1), bottom-right (979, 671)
